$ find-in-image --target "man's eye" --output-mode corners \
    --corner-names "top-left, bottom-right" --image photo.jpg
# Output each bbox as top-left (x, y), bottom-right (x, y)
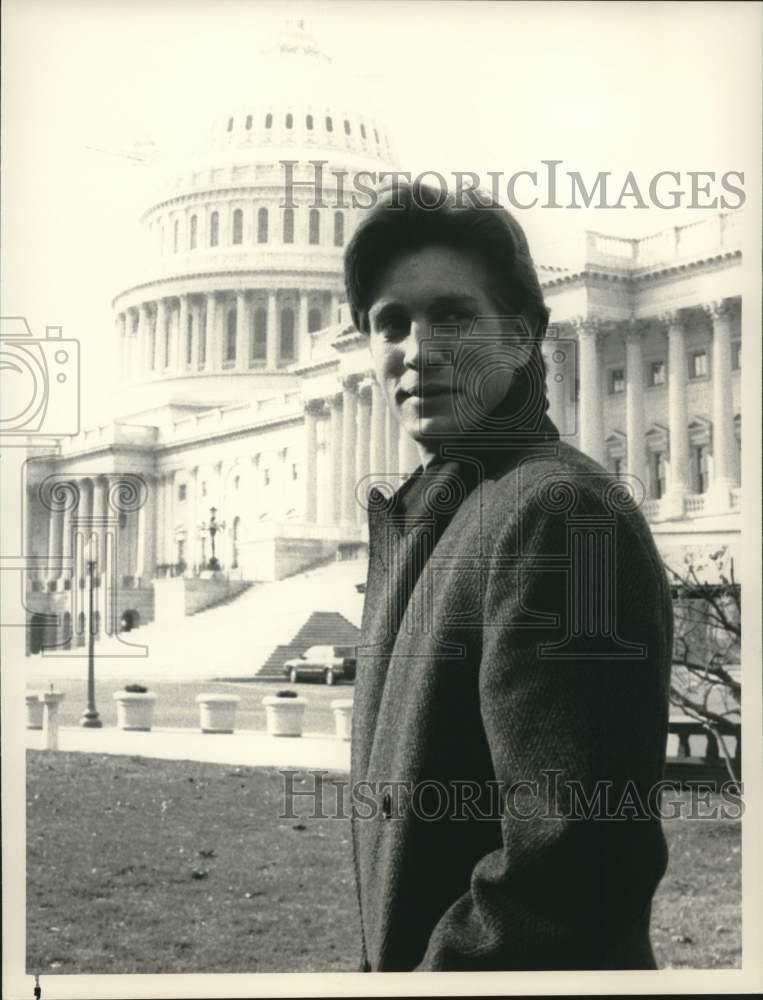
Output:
top-left (378, 317), bottom-right (408, 339)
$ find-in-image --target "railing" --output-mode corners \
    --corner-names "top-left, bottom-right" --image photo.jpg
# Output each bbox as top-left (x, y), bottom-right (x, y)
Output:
top-left (641, 499), bottom-right (661, 521)
top-left (684, 494), bottom-right (706, 516)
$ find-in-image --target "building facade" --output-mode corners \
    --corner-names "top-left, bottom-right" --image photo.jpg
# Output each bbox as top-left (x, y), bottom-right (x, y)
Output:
top-left (24, 22), bottom-right (743, 650)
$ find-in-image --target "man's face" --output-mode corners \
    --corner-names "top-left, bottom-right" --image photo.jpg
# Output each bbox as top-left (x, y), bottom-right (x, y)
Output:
top-left (367, 243), bottom-right (531, 451)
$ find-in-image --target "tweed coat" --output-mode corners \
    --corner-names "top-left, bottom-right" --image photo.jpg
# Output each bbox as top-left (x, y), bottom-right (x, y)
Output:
top-left (349, 411), bottom-right (673, 972)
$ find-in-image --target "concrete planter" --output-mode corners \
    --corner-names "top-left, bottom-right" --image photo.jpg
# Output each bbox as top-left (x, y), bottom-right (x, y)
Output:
top-left (262, 695), bottom-right (307, 737)
top-left (26, 692), bottom-right (44, 730)
top-left (113, 691), bottom-right (157, 731)
top-left (196, 693), bottom-right (240, 733)
top-left (330, 699), bottom-right (353, 741)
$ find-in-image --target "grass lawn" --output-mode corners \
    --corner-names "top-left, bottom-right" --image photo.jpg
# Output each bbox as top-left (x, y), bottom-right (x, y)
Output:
top-left (27, 751), bottom-right (741, 973)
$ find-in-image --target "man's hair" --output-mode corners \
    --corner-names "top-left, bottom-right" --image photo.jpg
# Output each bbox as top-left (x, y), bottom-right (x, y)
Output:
top-left (343, 179), bottom-right (550, 340)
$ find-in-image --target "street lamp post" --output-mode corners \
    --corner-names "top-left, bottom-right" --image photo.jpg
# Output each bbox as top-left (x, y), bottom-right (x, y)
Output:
top-left (80, 543), bottom-right (102, 728)
top-left (199, 506), bottom-right (226, 572)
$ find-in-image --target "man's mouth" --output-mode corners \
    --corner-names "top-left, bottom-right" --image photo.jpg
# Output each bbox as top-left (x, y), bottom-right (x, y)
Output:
top-left (397, 383), bottom-right (455, 401)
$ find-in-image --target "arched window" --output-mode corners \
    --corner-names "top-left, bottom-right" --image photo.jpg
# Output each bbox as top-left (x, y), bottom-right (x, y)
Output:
top-left (232, 208), bottom-right (243, 244)
top-left (189, 214), bottom-right (197, 250)
top-left (285, 113), bottom-right (293, 129)
top-left (186, 311), bottom-right (193, 365)
top-left (325, 115), bottom-right (333, 132)
top-left (227, 117), bottom-right (233, 132)
top-left (245, 114), bottom-right (252, 130)
top-left (306, 114), bottom-right (313, 130)
top-left (209, 211), bottom-right (219, 247)
top-left (308, 307), bottom-right (322, 333)
top-left (344, 119), bottom-right (351, 135)
top-left (280, 308), bottom-right (295, 360)
top-left (282, 208), bottom-right (294, 244)
top-left (257, 207), bottom-right (268, 243)
top-left (308, 208), bottom-right (320, 245)
top-left (360, 123), bottom-right (366, 139)
top-left (265, 113), bottom-right (272, 129)
top-left (173, 219), bottom-right (179, 252)
top-left (333, 211), bottom-right (345, 247)
top-left (374, 128), bottom-right (379, 143)
top-left (252, 307), bottom-right (267, 362)
top-left (225, 308), bottom-right (237, 362)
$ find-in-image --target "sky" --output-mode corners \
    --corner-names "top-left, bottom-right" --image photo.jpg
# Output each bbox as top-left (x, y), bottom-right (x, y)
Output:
top-left (1, 0), bottom-right (759, 426)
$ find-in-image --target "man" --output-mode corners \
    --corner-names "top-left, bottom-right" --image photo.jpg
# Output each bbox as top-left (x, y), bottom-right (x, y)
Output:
top-left (343, 180), bottom-right (673, 972)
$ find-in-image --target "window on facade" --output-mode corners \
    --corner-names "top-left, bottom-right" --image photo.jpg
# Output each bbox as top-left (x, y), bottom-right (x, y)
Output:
top-left (693, 443), bottom-right (710, 494)
top-left (189, 215), bottom-right (198, 250)
top-left (326, 116), bottom-right (333, 132)
top-left (209, 211), bottom-right (219, 247)
top-left (285, 113), bottom-right (293, 129)
top-left (225, 309), bottom-right (237, 362)
top-left (308, 208), bottom-right (320, 245)
top-left (245, 114), bottom-right (252, 130)
top-left (292, 463), bottom-right (298, 481)
top-left (201, 481), bottom-right (207, 497)
top-left (649, 360), bottom-right (666, 387)
top-left (308, 307), bottom-right (322, 333)
top-left (265, 113), bottom-right (272, 129)
top-left (164, 321), bottom-right (171, 368)
top-left (252, 307), bottom-right (267, 361)
top-left (652, 452), bottom-right (666, 499)
top-left (282, 208), bottom-right (294, 244)
top-left (611, 457), bottom-right (623, 479)
top-left (731, 341), bottom-right (741, 370)
top-left (280, 307), bottom-right (295, 359)
top-left (360, 123), bottom-right (366, 139)
top-left (178, 483), bottom-right (187, 502)
top-left (689, 350), bottom-right (708, 379)
top-left (232, 208), bottom-right (244, 244)
top-left (264, 468), bottom-right (271, 486)
top-left (234, 475), bottom-right (240, 491)
top-left (173, 219), bottom-right (179, 253)
top-left (306, 114), bottom-right (313, 130)
top-left (198, 310), bottom-right (207, 367)
top-left (186, 312), bottom-right (193, 365)
top-left (227, 117), bottom-right (233, 132)
top-left (344, 119), bottom-right (351, 135)
top-left (333, 210), bottom-right (344, 247)
top-left (257, 207), bottom-right (268, 243)
top-left (610, 368), bottom-right (625, 394)
top-left (149, 320), bottom-right (156, 370)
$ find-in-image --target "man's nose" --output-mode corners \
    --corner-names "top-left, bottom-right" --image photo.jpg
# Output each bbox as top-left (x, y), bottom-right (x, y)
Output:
top-left (403, 320), bottom-right (427, 368)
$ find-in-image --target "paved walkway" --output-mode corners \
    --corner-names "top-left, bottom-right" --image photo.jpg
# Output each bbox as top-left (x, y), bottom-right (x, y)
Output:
top-left (27, 725), bottom-right (350, 772)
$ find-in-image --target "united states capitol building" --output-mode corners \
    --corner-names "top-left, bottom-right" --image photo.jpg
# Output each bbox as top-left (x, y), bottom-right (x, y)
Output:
top-left (24, 21), bottom-right (743, 656)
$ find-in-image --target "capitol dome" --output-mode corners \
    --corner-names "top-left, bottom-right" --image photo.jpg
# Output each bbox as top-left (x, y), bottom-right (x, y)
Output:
top-left (112, 19), bottom-right (396, 409)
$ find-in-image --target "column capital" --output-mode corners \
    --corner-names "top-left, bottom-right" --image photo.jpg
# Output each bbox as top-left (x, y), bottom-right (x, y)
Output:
top-left (657, 308), bottom-right (688, 331)
top-left (342, 372), bottom-right (364, 393)
top-left (304, 397), bottom-right (326, 417)
top-left (704, 298), bottom-right (735, 323)
top-left (568, 315), bottom-right (602, 339)
top-left (357, 377), bottom-right (374, 401)
top-left (623, 318), bottom-right (650, 342)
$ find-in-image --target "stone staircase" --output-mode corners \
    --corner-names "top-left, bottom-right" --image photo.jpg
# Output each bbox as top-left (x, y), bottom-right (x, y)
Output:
top-left (113, 557), bottom-right (367, 680)
top-left (256, 610), bottom-right (361, 681)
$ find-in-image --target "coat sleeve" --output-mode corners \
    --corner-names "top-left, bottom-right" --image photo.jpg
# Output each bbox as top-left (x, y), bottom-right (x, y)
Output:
top-left (414, 483), bottom-right (673, 971)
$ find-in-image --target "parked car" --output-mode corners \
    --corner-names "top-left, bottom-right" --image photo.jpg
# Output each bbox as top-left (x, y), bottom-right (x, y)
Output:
top-left (283, 645), bottom-right (357, 685)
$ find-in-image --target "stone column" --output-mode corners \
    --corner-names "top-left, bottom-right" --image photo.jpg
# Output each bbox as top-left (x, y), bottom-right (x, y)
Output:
top-left (155, 298), bottom-right (167, 370)
top-left (204, 293), bottom-right (216, 371)
top-left (575, 318), bottom-right (604, 466)
top-left (369, 377), bottom-right (386, 478)
top-left (355, 381), bottom-right (373, 523)
top-left (341, 375), bottom-right (361, 523)
top-left (186, 467), bottom-right (199, 573)
top-left (178, 294), bottom-right (190, 369)
top-left (166, 471), bottom-right (177, 567)
top-left (116, 313), bottom-right (127, 383)
top-left (135, 476), bottom-right (156, 585)
top-left (706, 299), bottom-right (736, 511)
top-left (299, 289), bottom-right (310, 361)
top-left (47, 501), bottom-right (63, 586)
top-left (329, 392), bottom-right (343, 525)
top-left (59, 483), bottom-right (76, 591)
top-left (625, 321), bottom-right (646, 491)
top-left (385, 406), bottom-right (399, 476)
top-left (665, 310), bottom-right (691, 515)
top-left (136, 303), bottom-right (149, 376)
top-left (304, 399), bottom-right (324, 523)
top-left (123, 310), bottom-right (134, 381)
top-left (75, 479), bottom-right (93, 589)
top-left (266, 290), bottom-right (278, 369)
top-left (235, 291), bottom-right (248, 372)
